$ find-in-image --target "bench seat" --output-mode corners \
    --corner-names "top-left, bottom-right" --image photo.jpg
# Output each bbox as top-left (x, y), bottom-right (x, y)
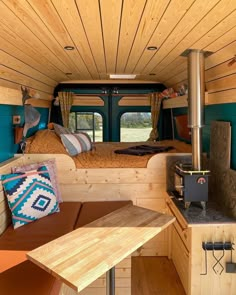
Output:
top-left (0, 202), bottom-right (82, 252)
top-left (0, 261), bottom-right (61, 295)
top-left (0, 200), bottom-right (131, 295)
top-left (75, 200), bottom-right (132, 228)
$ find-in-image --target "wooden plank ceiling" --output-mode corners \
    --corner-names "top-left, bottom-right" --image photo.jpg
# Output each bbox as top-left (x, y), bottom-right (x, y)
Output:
top-left (0, 0), bottom-right (236, 99)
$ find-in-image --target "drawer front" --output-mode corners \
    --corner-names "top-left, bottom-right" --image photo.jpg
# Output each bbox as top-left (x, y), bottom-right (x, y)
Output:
top-left (171, 226), bottom-right (189, 294)
top-left (173, 218), bottom-right (190, 251)
top-left (167, 198), bottom-right (190, 251)
top-left (166, 198), bottom-right (187, 228)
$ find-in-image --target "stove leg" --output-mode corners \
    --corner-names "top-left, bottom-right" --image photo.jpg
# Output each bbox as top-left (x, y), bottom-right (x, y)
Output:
top-left (200, 201), bottom-right (207, 210)
top-left (106, 267), bottom-right (115, 295)
top-left (184, 202), bottom-right (191, 209)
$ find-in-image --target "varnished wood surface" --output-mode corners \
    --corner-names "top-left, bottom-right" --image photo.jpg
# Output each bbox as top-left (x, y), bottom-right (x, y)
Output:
top-left (167, 194), bottom-right (236, 295)
top-left (132, 256), bottom-right (185, 295)
top-left (1, 145), bottom-right (190, 258)
top-left (163, 93), bottom-right (208, 109)
top-left (0, 0), bottom-right (236, 105)
top-left (27, 204), bottom-right (175, 293)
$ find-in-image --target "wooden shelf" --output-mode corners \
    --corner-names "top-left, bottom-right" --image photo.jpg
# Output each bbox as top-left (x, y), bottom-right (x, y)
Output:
top-left (162, 92), bottom-right (208, 109)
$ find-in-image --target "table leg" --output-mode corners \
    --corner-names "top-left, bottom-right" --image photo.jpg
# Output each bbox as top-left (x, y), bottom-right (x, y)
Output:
top-left (106, 267), bottom-right (115, 295)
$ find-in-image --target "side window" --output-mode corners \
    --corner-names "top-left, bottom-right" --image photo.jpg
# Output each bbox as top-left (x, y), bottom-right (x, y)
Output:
top-left (120, 112), bottom-right (151, 142)
top-left (69, 112), bottom-right (103, 142)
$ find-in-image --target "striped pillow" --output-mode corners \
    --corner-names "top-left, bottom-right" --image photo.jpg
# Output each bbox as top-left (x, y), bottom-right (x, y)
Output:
top-left (60, 133), bottom-right (92, 156)
top-left (54, 123), bottom-right (71, 137)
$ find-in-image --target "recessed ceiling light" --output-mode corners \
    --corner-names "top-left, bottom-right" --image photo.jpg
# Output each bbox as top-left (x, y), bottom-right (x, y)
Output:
top-left (64, 46), bottom-right (75, 50)
top-left (109, 74), bottom-right (136, 79)
top-left (147, 46), bottom-right (158, 51)
top-left (149, 73), bottom-right (156, 76)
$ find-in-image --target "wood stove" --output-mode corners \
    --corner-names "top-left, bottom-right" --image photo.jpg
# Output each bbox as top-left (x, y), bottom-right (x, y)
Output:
top-left (174, 162), bottom-right (209, 209)
top-left (173, 49), bottom-right (211, 209)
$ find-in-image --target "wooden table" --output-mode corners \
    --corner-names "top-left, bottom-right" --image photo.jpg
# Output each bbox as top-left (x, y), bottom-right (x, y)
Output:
top-left (27, 204), bottom-right (175, 294)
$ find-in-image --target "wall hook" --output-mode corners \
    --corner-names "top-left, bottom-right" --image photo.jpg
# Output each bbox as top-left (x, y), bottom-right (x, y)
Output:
top-left (201, 241), bottom-right (234, 275)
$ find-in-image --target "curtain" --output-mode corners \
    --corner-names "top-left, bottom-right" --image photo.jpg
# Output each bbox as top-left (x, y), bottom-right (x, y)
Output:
top-left (147, 92), bottom-right (163, 142)
top-left (50, 97), bottom-right (63, 125)
top-left (58, 92), bottom-right (73, 128)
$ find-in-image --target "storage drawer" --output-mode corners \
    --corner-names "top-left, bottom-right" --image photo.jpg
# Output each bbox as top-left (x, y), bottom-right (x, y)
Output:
top-left (166, 198), bottom-right (190, 251)
top-left (171, 226), bottom-right (189, 294)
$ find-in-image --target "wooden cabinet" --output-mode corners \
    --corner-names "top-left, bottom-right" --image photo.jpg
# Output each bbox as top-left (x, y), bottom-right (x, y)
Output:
top-left (167, 198), bottom-right (190, 294)
top-left (171, 225), bottom-right (190, 293)
top-left (166, 197), bottom-right (236, 295)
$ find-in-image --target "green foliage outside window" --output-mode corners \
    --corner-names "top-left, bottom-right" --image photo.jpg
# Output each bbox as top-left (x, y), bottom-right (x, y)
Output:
top-left (121, 113), bottom-right (151, 128)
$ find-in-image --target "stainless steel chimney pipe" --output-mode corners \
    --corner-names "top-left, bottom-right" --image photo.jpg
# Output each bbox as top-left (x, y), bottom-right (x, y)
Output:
top-left (187, 49), bottom-right (205, 171)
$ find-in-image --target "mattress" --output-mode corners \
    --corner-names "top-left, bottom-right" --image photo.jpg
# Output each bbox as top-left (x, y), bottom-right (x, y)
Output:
top-left (25, 129), bottom-right (189, 168)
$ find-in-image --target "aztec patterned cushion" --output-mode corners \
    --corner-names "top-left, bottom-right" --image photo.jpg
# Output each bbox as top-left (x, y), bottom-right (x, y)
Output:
top-left (54, 123), bottom-right (71, 137)
top-left (1, 166), bottom-right (59, 229)
top-left (11, 159), bottom-right (63, 203)
top-left (60, 133), bottom-right (92, 156)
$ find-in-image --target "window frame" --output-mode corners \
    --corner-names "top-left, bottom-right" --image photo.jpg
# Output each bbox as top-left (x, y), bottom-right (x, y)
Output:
top-left (75, 112), bottom-right (95, 142)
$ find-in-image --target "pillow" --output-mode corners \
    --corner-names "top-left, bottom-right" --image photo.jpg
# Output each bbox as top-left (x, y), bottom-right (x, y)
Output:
top-left (60, 133), bottom-right (92, 156)
top-left (1, 166), bottom-right (60, 229)
top-left (54, 123), bottom-right (71, 137)
top-left (76, 132), bottom-right (93, 151)
top-left (12, 159), bottom-right (63, 203)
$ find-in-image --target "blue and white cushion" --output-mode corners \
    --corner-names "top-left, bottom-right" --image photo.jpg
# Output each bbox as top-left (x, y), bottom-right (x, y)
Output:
top-left (1, 166), bottom-right (59, 229)
top-left (60, 133), bottom-right (92, 156)
top-left (54, 123), bottom-right (71, 137)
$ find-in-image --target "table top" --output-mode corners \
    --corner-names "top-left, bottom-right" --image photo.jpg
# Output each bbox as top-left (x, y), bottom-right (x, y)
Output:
top-left (27, 204), bottom-right (175, 292)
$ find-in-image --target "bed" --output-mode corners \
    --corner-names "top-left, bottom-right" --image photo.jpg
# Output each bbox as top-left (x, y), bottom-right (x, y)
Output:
top-left (24, 129), bottom-right (191, 168)
top-left (13, 129), bottom-right (191, 256)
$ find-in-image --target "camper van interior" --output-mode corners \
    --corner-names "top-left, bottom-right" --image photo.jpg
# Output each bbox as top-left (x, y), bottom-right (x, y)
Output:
top-left (0, 1), bottom-right (236, 294)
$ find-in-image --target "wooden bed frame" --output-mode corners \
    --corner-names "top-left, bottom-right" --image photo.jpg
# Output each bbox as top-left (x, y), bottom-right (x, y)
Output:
top-left (0, 143), bottom-right (191, 295)
top-left (0, 140), bottom-right (191, 257)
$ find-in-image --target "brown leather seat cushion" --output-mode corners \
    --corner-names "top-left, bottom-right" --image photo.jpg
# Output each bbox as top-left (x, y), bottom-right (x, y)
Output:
top-left (0, 202), bottom-right (82, 251)
top-left (75, 200), bottom-right (132, 228)
top-left (0, 261), bottom-right (60, 295)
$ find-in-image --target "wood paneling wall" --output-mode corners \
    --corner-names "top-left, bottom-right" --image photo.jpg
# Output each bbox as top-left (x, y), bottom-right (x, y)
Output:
top-left (164, 40), bottom-right (236, 105)
top-left (1, 1), bottom-right (236, 89)
top-left (0, 85), bottom-right (51, 108)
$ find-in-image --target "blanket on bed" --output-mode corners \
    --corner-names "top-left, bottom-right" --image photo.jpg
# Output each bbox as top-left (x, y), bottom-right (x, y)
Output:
top-left (114, 145), bottom-right (174, 156)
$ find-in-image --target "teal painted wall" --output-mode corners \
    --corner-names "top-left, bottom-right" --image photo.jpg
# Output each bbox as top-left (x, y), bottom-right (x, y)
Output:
top-left (0, 105), bottom-right (49, 163)
top-left (172, 103), bottom-right (236, 169)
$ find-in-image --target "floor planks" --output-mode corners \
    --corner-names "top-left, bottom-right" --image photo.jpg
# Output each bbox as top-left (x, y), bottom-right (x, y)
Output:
top-left (132, 257), bottom-right (186, 295)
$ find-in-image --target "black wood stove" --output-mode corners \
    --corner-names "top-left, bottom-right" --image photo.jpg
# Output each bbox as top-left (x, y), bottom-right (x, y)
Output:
top-left (174, 162), bottom-right (209, 209)
top-left (172, 49), bottom-right (212, 209)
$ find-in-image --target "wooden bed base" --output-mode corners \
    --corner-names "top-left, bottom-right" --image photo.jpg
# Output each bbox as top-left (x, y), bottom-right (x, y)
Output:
top-left (0, 142), bottom-right (191, 256)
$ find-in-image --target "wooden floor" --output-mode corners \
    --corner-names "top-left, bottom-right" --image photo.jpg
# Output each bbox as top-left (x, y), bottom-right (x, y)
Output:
top-left (132, 257), bottom-right (186, 295)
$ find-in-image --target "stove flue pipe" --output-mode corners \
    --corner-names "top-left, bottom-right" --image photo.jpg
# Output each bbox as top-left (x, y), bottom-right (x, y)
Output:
top-left (187, 49), bottom-right (205, 171)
